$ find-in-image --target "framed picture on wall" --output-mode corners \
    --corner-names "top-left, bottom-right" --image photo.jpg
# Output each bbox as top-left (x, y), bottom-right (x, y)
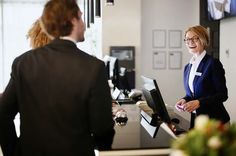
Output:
top-left (153, 51), bottom-right (166, 69)
top-left (168, 30), bottom-right (182, 48)
top-left (168, 51), bottom-right (182, 69)
top-left (152, 29), bottom-right (166, 48)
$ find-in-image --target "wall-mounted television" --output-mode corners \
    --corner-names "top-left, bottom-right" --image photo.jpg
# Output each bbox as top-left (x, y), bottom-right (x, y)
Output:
top-left (208, 0), bottom-right (236, 21)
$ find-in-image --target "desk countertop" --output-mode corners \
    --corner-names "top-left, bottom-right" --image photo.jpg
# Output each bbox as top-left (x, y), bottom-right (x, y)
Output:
top-left (99, 103), bottom-right (190, 155)
top-left (111, 104), bottom-right (189, 150)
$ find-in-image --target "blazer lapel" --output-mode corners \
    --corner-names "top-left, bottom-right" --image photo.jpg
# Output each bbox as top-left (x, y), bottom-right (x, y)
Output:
top-left (193, 54), bottom-right (209, 93)
top-left (185, 63), bottom-right (192, 94)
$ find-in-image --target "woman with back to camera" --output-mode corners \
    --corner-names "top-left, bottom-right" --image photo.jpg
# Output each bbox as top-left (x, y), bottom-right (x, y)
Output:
top-left (27, 18), bottom-right (52, 49)
top-left (175, 25), bottom-right (230, 129)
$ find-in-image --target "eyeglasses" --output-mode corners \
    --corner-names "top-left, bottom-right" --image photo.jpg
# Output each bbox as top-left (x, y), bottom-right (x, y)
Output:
top-left (184, 36), bottom-right (199, 44)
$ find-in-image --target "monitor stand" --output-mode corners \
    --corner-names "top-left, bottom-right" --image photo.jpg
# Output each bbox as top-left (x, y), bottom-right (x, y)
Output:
top-left (140, 110), bottom-right (177, 139)
top-left (140, 111), bottom-right (161, 138)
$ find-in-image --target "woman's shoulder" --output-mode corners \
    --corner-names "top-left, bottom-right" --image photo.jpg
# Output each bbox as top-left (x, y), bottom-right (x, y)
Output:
top-left (203, 53), bottom-right (224, 70)
top-left (203, 53), bottom-right (220, 64)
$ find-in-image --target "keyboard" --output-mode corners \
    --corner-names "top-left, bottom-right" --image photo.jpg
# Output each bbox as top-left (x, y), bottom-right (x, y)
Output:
top-left (116, 98), bottom-right (136, 104)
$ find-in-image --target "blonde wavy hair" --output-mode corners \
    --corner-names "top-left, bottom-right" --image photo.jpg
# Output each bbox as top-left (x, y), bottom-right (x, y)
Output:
top-left (184, 25), bottom-right (210, 49)
top-left (27, 19), bottom-right (52, 49)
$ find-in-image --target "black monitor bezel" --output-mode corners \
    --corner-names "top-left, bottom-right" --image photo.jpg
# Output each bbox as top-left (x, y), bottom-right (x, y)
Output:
top-left (141, 76), bottom-right (171, 124)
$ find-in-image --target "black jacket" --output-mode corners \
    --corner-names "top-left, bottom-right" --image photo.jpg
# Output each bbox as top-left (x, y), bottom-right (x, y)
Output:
top-left (0, 39), bottom-right (115, 156)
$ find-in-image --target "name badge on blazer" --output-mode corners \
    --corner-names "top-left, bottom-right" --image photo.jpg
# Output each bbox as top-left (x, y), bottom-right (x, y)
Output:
top-left (195, 72), bottom-right (202, 76)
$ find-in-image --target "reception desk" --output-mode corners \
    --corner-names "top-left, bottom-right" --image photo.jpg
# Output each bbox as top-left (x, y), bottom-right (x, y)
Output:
top-left (99, 103), bottom-right (190, 156)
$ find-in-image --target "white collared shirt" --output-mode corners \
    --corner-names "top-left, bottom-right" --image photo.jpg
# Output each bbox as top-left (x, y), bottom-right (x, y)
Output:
top-left (188, 50), bottom-right (206, 93)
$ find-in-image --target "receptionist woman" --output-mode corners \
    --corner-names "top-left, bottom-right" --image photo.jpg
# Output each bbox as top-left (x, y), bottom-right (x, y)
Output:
top-left (175, 25), bottom-right (230, 128)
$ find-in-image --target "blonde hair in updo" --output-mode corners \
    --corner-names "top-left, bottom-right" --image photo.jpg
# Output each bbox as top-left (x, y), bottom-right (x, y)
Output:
top-left (27, 19), bottom-right (52, 49)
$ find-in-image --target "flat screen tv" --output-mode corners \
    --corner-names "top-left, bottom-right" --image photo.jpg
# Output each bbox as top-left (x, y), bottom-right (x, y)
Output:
top-left (141, 76), bottom-right (171, 125)
top-left (208, 0), bottom-right (236, 20)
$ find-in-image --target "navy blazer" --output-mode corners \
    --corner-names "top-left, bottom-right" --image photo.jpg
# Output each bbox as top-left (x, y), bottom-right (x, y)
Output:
top-left (0, 39), bottom-right (115, 156)
top-left (183, 54), bottom-right (230, 123)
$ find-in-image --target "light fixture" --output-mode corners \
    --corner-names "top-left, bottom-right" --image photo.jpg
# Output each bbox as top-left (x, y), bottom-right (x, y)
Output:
top-left (106, 0), bottom-right (114, 6)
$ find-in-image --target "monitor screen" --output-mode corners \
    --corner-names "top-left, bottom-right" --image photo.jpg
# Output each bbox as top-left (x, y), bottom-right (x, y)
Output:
top-left (208, 0), bottom-right (236, 21)
top-left (141, 76), bottom-right (171, 124)
top-left (110, 46), bottom-right (135, 69)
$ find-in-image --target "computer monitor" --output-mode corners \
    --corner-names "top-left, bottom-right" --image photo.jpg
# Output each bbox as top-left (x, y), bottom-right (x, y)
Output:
top-left (103, 55), bottom-right (120, 88)
top-left (118, 67), bottom-right (131, 95)
top-left (104, 60), bottom-right (110, 79)
top-left (141, 76), bottom-right (171, 125)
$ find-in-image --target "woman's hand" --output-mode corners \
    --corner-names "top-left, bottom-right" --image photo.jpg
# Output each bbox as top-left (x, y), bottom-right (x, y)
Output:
top-left (183, 100), bottom-right (200, 113)
top-left (175, 99), bottom-right (186, 111)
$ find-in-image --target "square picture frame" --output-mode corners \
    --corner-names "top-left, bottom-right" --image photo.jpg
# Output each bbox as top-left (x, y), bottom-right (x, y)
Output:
top-left (153, 51), bottom-right (166, 69)
top-left (168, 30), bottom-right (182, 48)
top-left (152, 29), bottom-right (166, 48)
top-left (168, 51), bottom-right (182, 69)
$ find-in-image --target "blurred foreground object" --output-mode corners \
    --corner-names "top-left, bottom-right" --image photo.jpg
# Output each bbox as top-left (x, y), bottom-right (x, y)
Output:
top-left (171, 115), bottom-right (236, 156)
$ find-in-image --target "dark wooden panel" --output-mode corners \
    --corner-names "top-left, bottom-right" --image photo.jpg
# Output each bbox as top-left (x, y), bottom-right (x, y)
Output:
top-left (200, 0), bottom-right (220, 59)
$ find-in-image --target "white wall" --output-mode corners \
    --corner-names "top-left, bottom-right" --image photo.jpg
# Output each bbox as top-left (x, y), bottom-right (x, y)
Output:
top-left (102, 0), bottom-right (141, 54)
top-left (0, 4), bottom-right (3, 92)
top-left (140, 0), bottom-right (199, 120)
top-left (102, 0), bottom-right (142, 87)
top-left (220, 18), bottom-right (236, 123)
top-left (0, 2), bottom-right (43, 92)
